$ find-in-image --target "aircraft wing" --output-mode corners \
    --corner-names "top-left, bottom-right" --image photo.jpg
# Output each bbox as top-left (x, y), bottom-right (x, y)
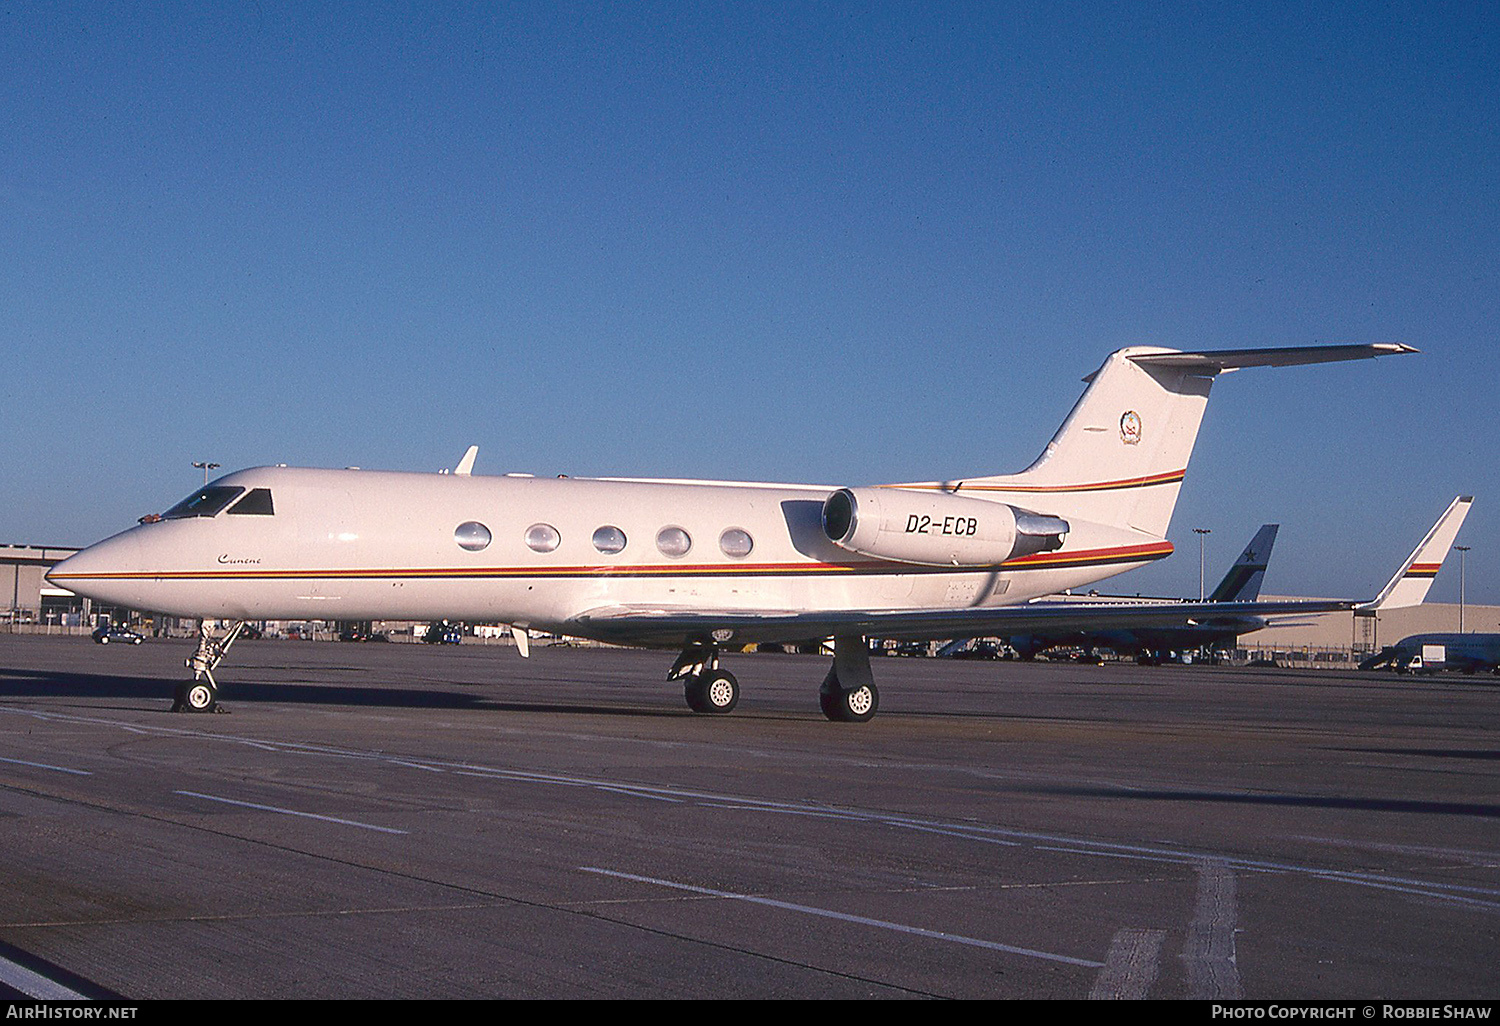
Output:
top-left (569, 598), bottom-right (1356, 647)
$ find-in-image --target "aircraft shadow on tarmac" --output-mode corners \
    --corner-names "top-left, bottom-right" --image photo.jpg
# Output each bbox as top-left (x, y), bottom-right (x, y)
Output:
top-left (1036, 785), bottom-right (1500, 819)
top-left (1328, 746), bottom-right (1500, 761)
top-left (0, 666), bottom-right (691, 719)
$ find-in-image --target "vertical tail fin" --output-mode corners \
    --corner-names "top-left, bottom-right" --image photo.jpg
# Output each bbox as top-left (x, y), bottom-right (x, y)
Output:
top-left (953, 347), bottom-right (1216, 537)
top-left (940, 344), bottom-right (1416, 539)
top-left (1208, 524), bottom-right (1280, 602)
top-left (1362, 496), bottom-right (1474, 611)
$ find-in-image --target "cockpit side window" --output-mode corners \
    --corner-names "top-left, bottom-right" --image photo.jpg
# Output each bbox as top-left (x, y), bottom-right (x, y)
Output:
top-left (162, 486), bottom-right (245, 519)
top-left (227, 488), bottom-right (275, 516)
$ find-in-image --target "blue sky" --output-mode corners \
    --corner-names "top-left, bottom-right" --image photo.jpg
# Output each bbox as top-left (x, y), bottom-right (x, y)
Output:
top-left (3, 2), bottom-right (1496, 605)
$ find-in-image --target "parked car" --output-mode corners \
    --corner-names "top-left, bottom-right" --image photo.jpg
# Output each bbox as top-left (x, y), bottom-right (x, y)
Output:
top-left (952, 640), bottom-right (1002, 660)
top-left (92, 623), bottom-right (144, 645)
top-left (339, 628), bottom-right (390, 642)
top-left (423, 621), bottom-right (462, 644)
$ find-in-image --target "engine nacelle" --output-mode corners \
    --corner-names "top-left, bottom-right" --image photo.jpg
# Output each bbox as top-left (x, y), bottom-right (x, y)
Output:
top-left (821, 487), bottom-right (1069, 567)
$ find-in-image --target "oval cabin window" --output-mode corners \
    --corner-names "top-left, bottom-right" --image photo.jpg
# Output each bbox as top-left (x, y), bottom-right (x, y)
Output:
top-left (454, 521), bottom-right (492, 552)
top-left (719, 528), bottom-right (753, 558)
top-left (525, 523), bottom-right (561, 553)
top-left (593, 526), bottom-right (627, 554)
top-left (656, 526), bottom-right (692, 558)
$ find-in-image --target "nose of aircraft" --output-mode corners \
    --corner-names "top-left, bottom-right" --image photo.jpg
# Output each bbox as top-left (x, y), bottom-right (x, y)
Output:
top-left (46, 531), bottom-right (145, 606)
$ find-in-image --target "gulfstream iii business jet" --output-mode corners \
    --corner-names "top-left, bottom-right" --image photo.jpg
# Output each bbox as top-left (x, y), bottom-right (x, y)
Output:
top-left (49, 343), bottom-right (1415, 721)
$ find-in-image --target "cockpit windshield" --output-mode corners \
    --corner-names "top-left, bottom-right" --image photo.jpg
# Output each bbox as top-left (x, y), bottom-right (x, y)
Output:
top-left (227, 488), bottom-right (274, 515)
top-left (162, 486), bottom-right (245, 519)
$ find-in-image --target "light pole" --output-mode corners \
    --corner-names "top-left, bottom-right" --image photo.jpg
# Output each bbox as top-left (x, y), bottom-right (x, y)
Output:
top-left (1194, 528), bottom-right (1212, 601)
top-left (192, 461), bottom-right (221, 485)
top-left (1455, 545), bottom-right (1470, 632)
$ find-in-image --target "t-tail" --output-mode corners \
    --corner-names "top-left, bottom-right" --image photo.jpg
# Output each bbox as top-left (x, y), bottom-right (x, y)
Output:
top-left (1207, 524), bottom-right (1279, 602)
top-left (1360, 495), bottom-right (1474, 611)
top-left (910, 344), bottom-right (1417, 539)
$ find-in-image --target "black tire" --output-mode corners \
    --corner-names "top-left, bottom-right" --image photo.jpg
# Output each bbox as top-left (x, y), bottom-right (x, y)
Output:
top-left (820, 681), bottom-right (879, 723)
top-left (685, 670), bottom-right (739, 714)
top-left (818, 687), bottom-right (841, 720)
top-left (179, 681), bottom-right (217, 713)
top-left (99, 636), bottom-right (109, 645)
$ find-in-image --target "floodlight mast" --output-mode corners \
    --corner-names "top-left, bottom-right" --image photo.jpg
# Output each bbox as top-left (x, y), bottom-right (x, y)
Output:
top-left (1194, 528), bottom-right (1212, 601)
top-left (1455, 545), bottom-right (1471, 632)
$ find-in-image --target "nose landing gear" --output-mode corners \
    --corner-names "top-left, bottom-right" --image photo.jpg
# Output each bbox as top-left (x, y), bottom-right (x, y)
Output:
top-left (173, 620), bottom-right (247, 713)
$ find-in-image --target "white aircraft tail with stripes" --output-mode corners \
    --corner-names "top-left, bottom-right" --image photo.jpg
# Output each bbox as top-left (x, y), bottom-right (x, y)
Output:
top-left (902, 345), bottom-right (1415, 539)
top-left (1360, 495), bottom-right (1473, 611)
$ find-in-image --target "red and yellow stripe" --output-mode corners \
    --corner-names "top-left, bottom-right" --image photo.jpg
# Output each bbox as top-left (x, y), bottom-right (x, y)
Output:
top-left (890, 469), bottom-right (1187, 495)
top-left (51, 541), bottom-right (1173, 584)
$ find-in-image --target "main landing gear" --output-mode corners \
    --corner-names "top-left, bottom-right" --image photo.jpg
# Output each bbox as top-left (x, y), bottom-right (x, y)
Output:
top-left (818, 634), bottom-right (880, 723)
top-left (173, 620), bottom-right (247, 713)
top-left (669, 634), bottom-right (880, 723)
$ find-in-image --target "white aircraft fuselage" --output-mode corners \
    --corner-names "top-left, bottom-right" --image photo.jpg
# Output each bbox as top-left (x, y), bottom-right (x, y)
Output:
top-left (54, 466), bottom-right (1167, 637)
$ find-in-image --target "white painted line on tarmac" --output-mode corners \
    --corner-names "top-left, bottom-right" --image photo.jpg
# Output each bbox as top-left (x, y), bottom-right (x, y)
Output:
top-left (1299, 874), bottom-right (1500, 912)
top-left (1089, 928), bottom-right (1164, 1000)
top-left (0, 953), bottom-right (89, 1001)
top-left (174, 790), bottom-right (408, 835)
top-left (580, 866), bottom-right (1105, 969)
top-left (1182, 859), bottom-right (1242, 1000)
top-left (595, 786), bottom-right (682, 803)
top-left (1289, 834), bottom-right (1500, 867)
top-left (239, 741), bottom-right (292, 753)
top-left (0, 755), bottom-right (92, 776)
top-left (694, 803), bottom-right (871, 823)
top-left (1034, 844), bottom-right (1195, 868)
top-left (891, 822), bottom-right (1024, 847)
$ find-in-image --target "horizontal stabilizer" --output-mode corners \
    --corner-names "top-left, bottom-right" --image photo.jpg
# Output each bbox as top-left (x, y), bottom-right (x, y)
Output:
top-left (1129, 344), bottom-right (1418, 372)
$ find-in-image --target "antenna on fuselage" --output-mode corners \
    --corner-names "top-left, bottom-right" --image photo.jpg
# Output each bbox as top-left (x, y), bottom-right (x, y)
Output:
top-left (454, 445), bottom-right (479, 476)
